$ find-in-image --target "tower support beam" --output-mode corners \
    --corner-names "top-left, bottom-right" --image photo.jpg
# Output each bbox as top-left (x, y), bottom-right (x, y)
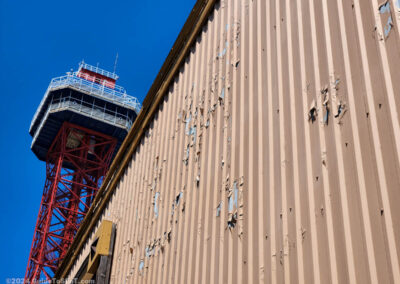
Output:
top-left (25, 122), bottom-right (116, 282)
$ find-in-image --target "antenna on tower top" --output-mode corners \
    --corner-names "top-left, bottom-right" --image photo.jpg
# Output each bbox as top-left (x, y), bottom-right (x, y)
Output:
top-left (114, 53), bottom-right (119, 74)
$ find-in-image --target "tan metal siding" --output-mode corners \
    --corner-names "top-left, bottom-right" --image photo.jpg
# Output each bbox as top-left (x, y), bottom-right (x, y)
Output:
top-left (65, 0), bottom-right (400, 283)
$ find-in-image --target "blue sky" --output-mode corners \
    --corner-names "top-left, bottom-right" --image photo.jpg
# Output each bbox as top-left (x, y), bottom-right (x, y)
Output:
top-left (0, 0), bottom-right (195, 280)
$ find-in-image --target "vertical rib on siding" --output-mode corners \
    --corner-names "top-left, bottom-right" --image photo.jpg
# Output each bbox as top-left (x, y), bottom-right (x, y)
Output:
top-left (66, 0), bottom-right (400, 283)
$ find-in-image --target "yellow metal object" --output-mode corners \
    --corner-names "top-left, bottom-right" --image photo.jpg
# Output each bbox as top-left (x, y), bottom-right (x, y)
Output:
top-left (79, 272), bottom-right (94, 282)
top-left (87, 220), bottom-right (113, 275)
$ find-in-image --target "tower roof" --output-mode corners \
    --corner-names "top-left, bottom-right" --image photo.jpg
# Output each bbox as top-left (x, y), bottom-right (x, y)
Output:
top-left (29, 62), bottom-right (141, 162)
top-left (78, 61), bottom-right (119, 81)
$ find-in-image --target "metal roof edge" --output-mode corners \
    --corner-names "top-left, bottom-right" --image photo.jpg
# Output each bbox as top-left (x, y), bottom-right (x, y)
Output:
top-left (54, 0), bottom-right (217, 279)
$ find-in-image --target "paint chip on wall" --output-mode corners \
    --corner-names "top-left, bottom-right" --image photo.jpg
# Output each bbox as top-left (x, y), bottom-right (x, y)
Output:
top-left (175, 192), bottom-right (182, 206)
top-left (139, 260), bottom-right (144, 273)
top-left (219, 87), bottom-right (225, 101)
top-left (154, 192), bottom-right (160, 218)
top-left (227, 212), bottom-right (237, 229)
top-left (228, 181), bottom-right (238, 213)
top-left (216, 202), bottom-right (223, 217)
top-left (185, 114), bottom-right (192, 134)
top-left (183, 144), bottom-right (189, 165)
top-left (379, 1), bottom-right (390, 13)
top-left (308, 99), bottom-right (317, 123)
top-left (384, 16), bottom-right (393, 38)
top-left (334, 100), bottom-right (347, 123)
top-left (378, 1), bottom-right (393, 39)
top-left (322, 93), bottom-right (329, 125)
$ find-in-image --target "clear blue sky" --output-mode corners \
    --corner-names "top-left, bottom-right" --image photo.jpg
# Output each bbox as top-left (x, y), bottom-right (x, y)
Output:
top-left (0, 0), bottom-right (196, 280)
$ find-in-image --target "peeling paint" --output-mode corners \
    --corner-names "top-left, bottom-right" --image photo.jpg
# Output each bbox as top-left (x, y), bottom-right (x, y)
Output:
top-left (379, 1), bottom-right (390, 13)
top-left (175, 192), bottom-right (182, 206)
top-left (227, 212), bottom-right (237, 229)
top-left (171, 191), bottom-right (183, 216)
top-left (334, 100), bottom-right (347, 123)
top-left (218, 42), bottom-right (228, 58)
top-left (301, 228), bottom-right (307, 242)
top-left (145, 245), bottom-right (155, 258)
top-left (228, 181), bottom-right (238, 213)
top-left (227, 180), bottom-right (240, 230)
top-left (322, 151), bottom-right (327, 167)
top-left (139, 260), bottom-right (144, 272)
top-left (216, 202), bottom-right (223, 217)
top-left (188, 125), bottom-right (197, 144)
top-left (185, 114), bottom-right (192, 135)
top-left (334, 78), bottom-right (340, 90)
top-left (164, 230), bottom-right (172, 244)
top-left (335, 102), bottom-right (343, 117)
top-left (308, 99), bottom-right (317, 123)
top-left (205, 119), bottom-right (210, 128)
top-left (183, 144), bottom-right (189, 165)
top-left (323, 107), bottom-right (329, 125)
top-left (320, 86), bottom-right (329, 95)
top-left (323, 93), bottom-right (329, 125)
top-left (219, 87), bottom-right (225, 101)
top-left (379, 1), bottom-right (393, 39)
top-left (384, 16), bottom-right (393, 38)
top-left (154, 192), bottom-right (160, 218)
top-left (239, 176), bottom-right (244, 186)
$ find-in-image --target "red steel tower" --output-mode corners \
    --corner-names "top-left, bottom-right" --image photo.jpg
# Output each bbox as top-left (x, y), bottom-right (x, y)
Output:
top-left (25, 62), bottom-right (140, 282)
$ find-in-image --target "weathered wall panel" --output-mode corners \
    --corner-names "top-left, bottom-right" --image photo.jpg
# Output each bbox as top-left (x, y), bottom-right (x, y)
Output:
top-left (64, 0), bottom-right (400, 283)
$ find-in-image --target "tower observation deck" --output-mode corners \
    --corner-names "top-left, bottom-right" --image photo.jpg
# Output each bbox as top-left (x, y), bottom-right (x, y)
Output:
top-left (25, 62), bottom-right (140, 282)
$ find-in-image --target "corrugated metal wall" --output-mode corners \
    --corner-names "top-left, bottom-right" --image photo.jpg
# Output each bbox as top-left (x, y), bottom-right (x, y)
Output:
top-left (66, 0), bottom-right (400, 283)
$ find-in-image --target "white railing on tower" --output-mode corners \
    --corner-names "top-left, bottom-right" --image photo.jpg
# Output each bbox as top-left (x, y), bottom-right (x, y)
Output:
top-left (30, 73), bottom-right (141, 131)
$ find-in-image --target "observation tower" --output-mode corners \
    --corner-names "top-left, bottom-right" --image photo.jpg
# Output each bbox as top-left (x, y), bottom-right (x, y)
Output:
top-left (24, 61), bottom-right (140, 282)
